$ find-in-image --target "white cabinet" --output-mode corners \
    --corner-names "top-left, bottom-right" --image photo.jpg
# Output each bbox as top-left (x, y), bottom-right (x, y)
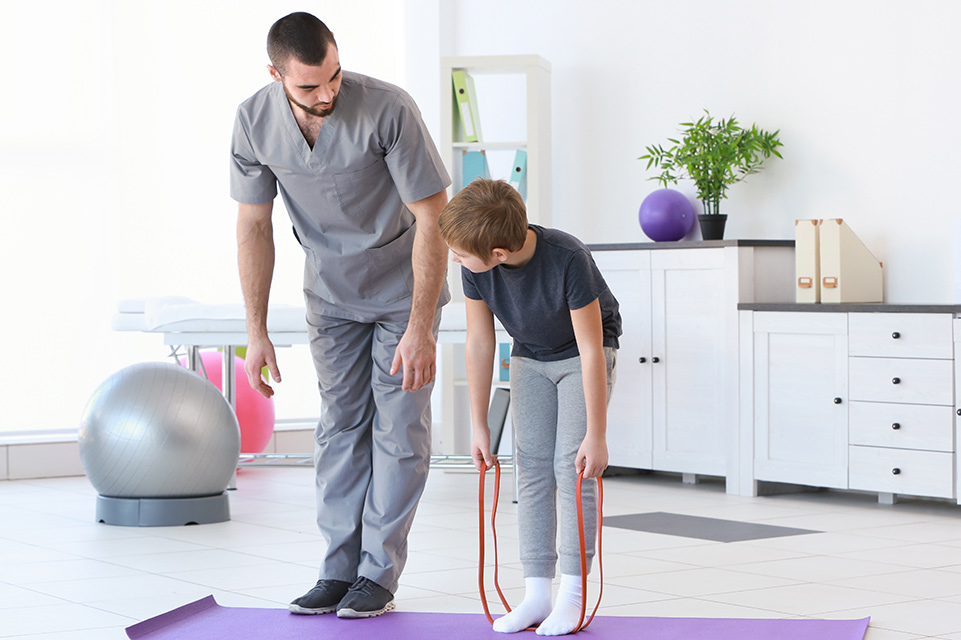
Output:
top-left (740, 307), bottom-right (960, 503)
top-left (749, 312), bottom-right (849, 489)
top-left (593, 242), bottom-right (795, 492)
top-left (847, 313), bottom-right (956, 501)
top-left (592, 250), bottom-right (653, 469)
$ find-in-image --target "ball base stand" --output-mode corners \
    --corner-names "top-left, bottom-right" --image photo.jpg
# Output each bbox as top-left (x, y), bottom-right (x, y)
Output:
top-left (96, 493), bottom-right (231, 527)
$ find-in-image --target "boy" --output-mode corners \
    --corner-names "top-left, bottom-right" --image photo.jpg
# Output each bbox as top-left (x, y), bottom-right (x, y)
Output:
top-left (438, 179), bottom-right (621, 636)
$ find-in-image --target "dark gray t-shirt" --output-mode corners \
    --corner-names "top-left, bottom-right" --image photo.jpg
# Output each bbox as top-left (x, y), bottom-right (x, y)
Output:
top-left (462, 225), bottom-right (622, 361)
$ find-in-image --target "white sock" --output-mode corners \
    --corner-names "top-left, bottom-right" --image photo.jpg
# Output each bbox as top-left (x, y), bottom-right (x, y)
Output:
top-left (492, 577), bottom-right (552, 633)
top-left (535, 574), bottom-right (583, 636)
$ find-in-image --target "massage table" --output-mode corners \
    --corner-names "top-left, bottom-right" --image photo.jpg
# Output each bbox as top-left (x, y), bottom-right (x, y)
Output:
top-left (112, 298), bottom-right (514, 477)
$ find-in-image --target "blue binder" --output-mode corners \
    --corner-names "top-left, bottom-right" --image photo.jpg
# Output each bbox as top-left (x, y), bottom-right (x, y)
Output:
top-left (460, 150), bottom-right (490, 191)
top-left (508, 149), bottom-right (528, 200)
top-left (499, 343), bottom-right (510, 382)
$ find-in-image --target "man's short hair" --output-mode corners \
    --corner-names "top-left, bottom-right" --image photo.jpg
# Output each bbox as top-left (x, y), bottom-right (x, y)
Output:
top-left (439, 179), bottom-right (528, 257)
top-left (267, 12), bottom-right (337, 75)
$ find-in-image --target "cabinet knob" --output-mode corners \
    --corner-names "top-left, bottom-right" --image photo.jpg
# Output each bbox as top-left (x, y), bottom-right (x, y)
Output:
top-left (651, 357), bottom-right (660, 363)
top-left (957, 409), bottom-right (961, 417)
top-left (892, 377), bottom-right (901, 385)
top-left (892, 331), bottom-right (901, 339)
top-left (892, 468), bottom-right (901, 475)
top-left (834, 397), bottom-right (842, 404)
top-left (892, 422), bottom-right (901, 430)
top-left (638, 357), bottom-right (646, 364)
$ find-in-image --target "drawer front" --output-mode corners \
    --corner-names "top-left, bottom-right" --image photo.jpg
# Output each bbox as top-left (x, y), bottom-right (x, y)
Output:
top-left (849, 446), bottom-right (955, 498)
top-left (848, 357), bottom-right (954, 405)
top-left (848, 313), bottom-right (953, 359)
top-left (848, 402), bottom-right (955, 452)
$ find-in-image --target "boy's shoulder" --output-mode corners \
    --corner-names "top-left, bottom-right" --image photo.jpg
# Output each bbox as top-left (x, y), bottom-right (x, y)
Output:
top-left (531, 224), bottom-right (587, 249)
top-left (534, 225), bottom-right (591, 255)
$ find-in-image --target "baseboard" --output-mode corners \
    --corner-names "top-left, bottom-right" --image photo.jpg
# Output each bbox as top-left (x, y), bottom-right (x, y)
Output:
top-left (0, 423), bottom-right (318, 482)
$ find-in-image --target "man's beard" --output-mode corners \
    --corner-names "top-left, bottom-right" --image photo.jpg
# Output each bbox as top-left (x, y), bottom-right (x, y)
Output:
top-left (284, 84), bottom-right (338, 118)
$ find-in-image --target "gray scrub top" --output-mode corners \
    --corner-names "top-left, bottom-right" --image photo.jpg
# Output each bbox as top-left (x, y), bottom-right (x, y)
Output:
top-left (230, 71), bottom-right (451, 321)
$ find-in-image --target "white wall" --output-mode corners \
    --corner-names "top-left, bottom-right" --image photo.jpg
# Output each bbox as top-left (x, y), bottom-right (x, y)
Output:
top-left (443, 0), bottom-right (961, 304)
top-left (2, 0), bottom-right (958, 433)
top-left (0, 0), bottom-right (418, 432)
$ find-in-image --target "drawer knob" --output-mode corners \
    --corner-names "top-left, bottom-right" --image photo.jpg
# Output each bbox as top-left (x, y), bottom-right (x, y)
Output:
top-left (892, 331), bottom-right (901, 339)
top-left (652, 357), bottom-right (660, 363)
top-left (892, 422), bottom-right (901, 430)
top-left (638, 357), bottom-right (646, 363)
top-left (892, 468), bottom-right (901, 475)
top-left (892, 377), bottom-right (901, 385)
top-left (834, 397), bottom-right (843, 404)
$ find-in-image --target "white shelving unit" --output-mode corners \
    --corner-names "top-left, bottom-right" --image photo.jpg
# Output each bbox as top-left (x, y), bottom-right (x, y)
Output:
top-left (440, 55), bottom-right (551, 231)
top-left (435, 55), bottom-right (551, 456)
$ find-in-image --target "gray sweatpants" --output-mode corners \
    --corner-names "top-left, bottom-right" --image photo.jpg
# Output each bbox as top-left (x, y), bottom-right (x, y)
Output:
top-left (511, 348), bottom-right (617, 578)
top-left (305, 290), bottom-right (438, 593)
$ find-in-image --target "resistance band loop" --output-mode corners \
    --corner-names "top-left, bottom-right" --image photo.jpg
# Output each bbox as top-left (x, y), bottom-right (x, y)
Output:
top-left (478, 460), bottom-right (603, 633)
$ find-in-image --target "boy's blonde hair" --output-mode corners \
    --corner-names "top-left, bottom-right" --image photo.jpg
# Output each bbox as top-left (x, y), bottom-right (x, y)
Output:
top-left (439, 179), bottom-right (528, 257)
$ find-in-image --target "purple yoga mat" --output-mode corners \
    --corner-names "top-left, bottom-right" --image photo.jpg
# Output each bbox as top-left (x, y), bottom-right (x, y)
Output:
top-left (126, 596), bottom-right (870, 640)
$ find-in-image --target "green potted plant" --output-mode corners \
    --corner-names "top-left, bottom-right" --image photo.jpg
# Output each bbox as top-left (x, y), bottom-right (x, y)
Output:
top-left (639, 111), bottom-right (783, 240)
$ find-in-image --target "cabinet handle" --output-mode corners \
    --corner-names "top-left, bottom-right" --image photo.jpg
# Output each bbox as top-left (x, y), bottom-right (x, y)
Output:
top-left (892, 422), bottom-right (901, 430)
top-left (892, 331), bottom-right (901, 339)
top-left (892, 377), bottom-right (901, 385)
top-left (638, 357), bottom-right (646, 364)
top-left (892, 468), bottom-right (901, 475)
top-left (834, 397), bottom-right (842, 404)
top-left (651, 357), bottom-right (660, 363)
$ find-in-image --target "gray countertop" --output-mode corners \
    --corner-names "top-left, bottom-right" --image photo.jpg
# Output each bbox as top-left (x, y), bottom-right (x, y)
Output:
top-left (739, 303), bottom-right (961, 313)
top-left (588, 240), bottom-right (795, 251)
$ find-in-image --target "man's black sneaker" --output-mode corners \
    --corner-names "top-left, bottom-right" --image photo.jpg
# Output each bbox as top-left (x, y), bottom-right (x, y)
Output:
top-left (336, 577), bottom-right (395, 618)
top-left (289, 579), bottom-right (351, 614)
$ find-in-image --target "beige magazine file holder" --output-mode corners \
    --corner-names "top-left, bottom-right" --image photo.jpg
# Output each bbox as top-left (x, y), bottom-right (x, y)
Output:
top-left (795, 219), bottom-right (821, 303)
top-left (795, 218), bottom-right (883, 304)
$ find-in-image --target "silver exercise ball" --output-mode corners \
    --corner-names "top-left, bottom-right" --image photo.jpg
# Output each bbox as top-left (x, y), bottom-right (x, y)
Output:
top-left (79, 362), bottom-right (241, 525)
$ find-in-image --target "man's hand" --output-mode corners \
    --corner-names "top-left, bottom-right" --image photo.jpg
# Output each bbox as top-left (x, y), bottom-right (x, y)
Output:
top-left (575, 433), bottom-right (609, 479)
top-left (244, 333), bottom-right (281, 398)
top-left (390, 326), bottom-right (437, 392)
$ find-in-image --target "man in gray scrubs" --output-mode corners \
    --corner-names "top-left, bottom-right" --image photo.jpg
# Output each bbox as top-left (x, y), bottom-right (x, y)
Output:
top-left (230, 12), bottom-right (450, 619)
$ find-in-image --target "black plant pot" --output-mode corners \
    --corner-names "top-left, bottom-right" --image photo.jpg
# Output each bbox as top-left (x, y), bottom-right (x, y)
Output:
top-left (698, 214), bottom-right (727, 241)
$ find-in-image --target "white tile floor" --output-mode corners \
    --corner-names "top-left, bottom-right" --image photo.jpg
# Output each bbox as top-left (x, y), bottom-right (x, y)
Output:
top-left (3, 467), bottom-right (961, 639)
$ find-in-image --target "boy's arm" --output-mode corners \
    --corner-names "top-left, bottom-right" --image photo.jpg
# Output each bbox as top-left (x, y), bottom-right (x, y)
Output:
top-left (570, 298), bottom-right (609, 479)
top-left (464, 297), bottom-right (498, 470)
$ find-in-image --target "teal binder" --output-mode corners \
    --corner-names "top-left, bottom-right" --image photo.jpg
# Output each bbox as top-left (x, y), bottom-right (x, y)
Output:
top-left (498, 343), bottom-right (510, 382)
top-left (460, 150), bottom-right (490, 191)
top-left (508, 149), bottom-right (528, 200)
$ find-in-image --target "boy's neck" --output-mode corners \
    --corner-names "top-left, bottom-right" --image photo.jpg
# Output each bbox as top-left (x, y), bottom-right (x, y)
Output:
top-left (503, 227), bottom-right (537, 268)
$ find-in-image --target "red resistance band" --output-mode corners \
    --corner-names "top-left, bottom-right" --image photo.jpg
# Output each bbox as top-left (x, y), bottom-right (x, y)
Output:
top-left (478, 460), bottom-right (604, 633)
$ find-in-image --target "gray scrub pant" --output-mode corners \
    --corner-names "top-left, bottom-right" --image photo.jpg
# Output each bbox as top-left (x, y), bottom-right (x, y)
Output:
top-left (511, 347), bottom-right (617, 578)
top-left (305, 291), bottom-right (438, 593)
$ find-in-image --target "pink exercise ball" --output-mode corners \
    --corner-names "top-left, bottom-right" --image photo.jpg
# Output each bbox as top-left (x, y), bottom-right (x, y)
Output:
top-left (184, 352), bottom-right (275, 454)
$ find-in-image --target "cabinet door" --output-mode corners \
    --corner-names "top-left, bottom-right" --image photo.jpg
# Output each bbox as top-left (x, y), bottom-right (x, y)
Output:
top-left (592, 250), bottom-right (653, 469)
top-left (650, 249), bottom-right (727, 475)
top-left (753, 312), bottom-right (849, 489)
top-left (954, 318), bottom-right (961, 506)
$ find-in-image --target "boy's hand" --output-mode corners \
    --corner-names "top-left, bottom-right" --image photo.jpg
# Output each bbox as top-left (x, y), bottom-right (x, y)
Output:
top-left (472, 429), bottom-right (496, 471)
top-left (575, 434), bottom-right (608, 479)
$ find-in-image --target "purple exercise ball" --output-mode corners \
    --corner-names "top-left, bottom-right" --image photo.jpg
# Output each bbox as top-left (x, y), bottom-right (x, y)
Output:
top-left (638, 189), bottom-right (695, 241)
